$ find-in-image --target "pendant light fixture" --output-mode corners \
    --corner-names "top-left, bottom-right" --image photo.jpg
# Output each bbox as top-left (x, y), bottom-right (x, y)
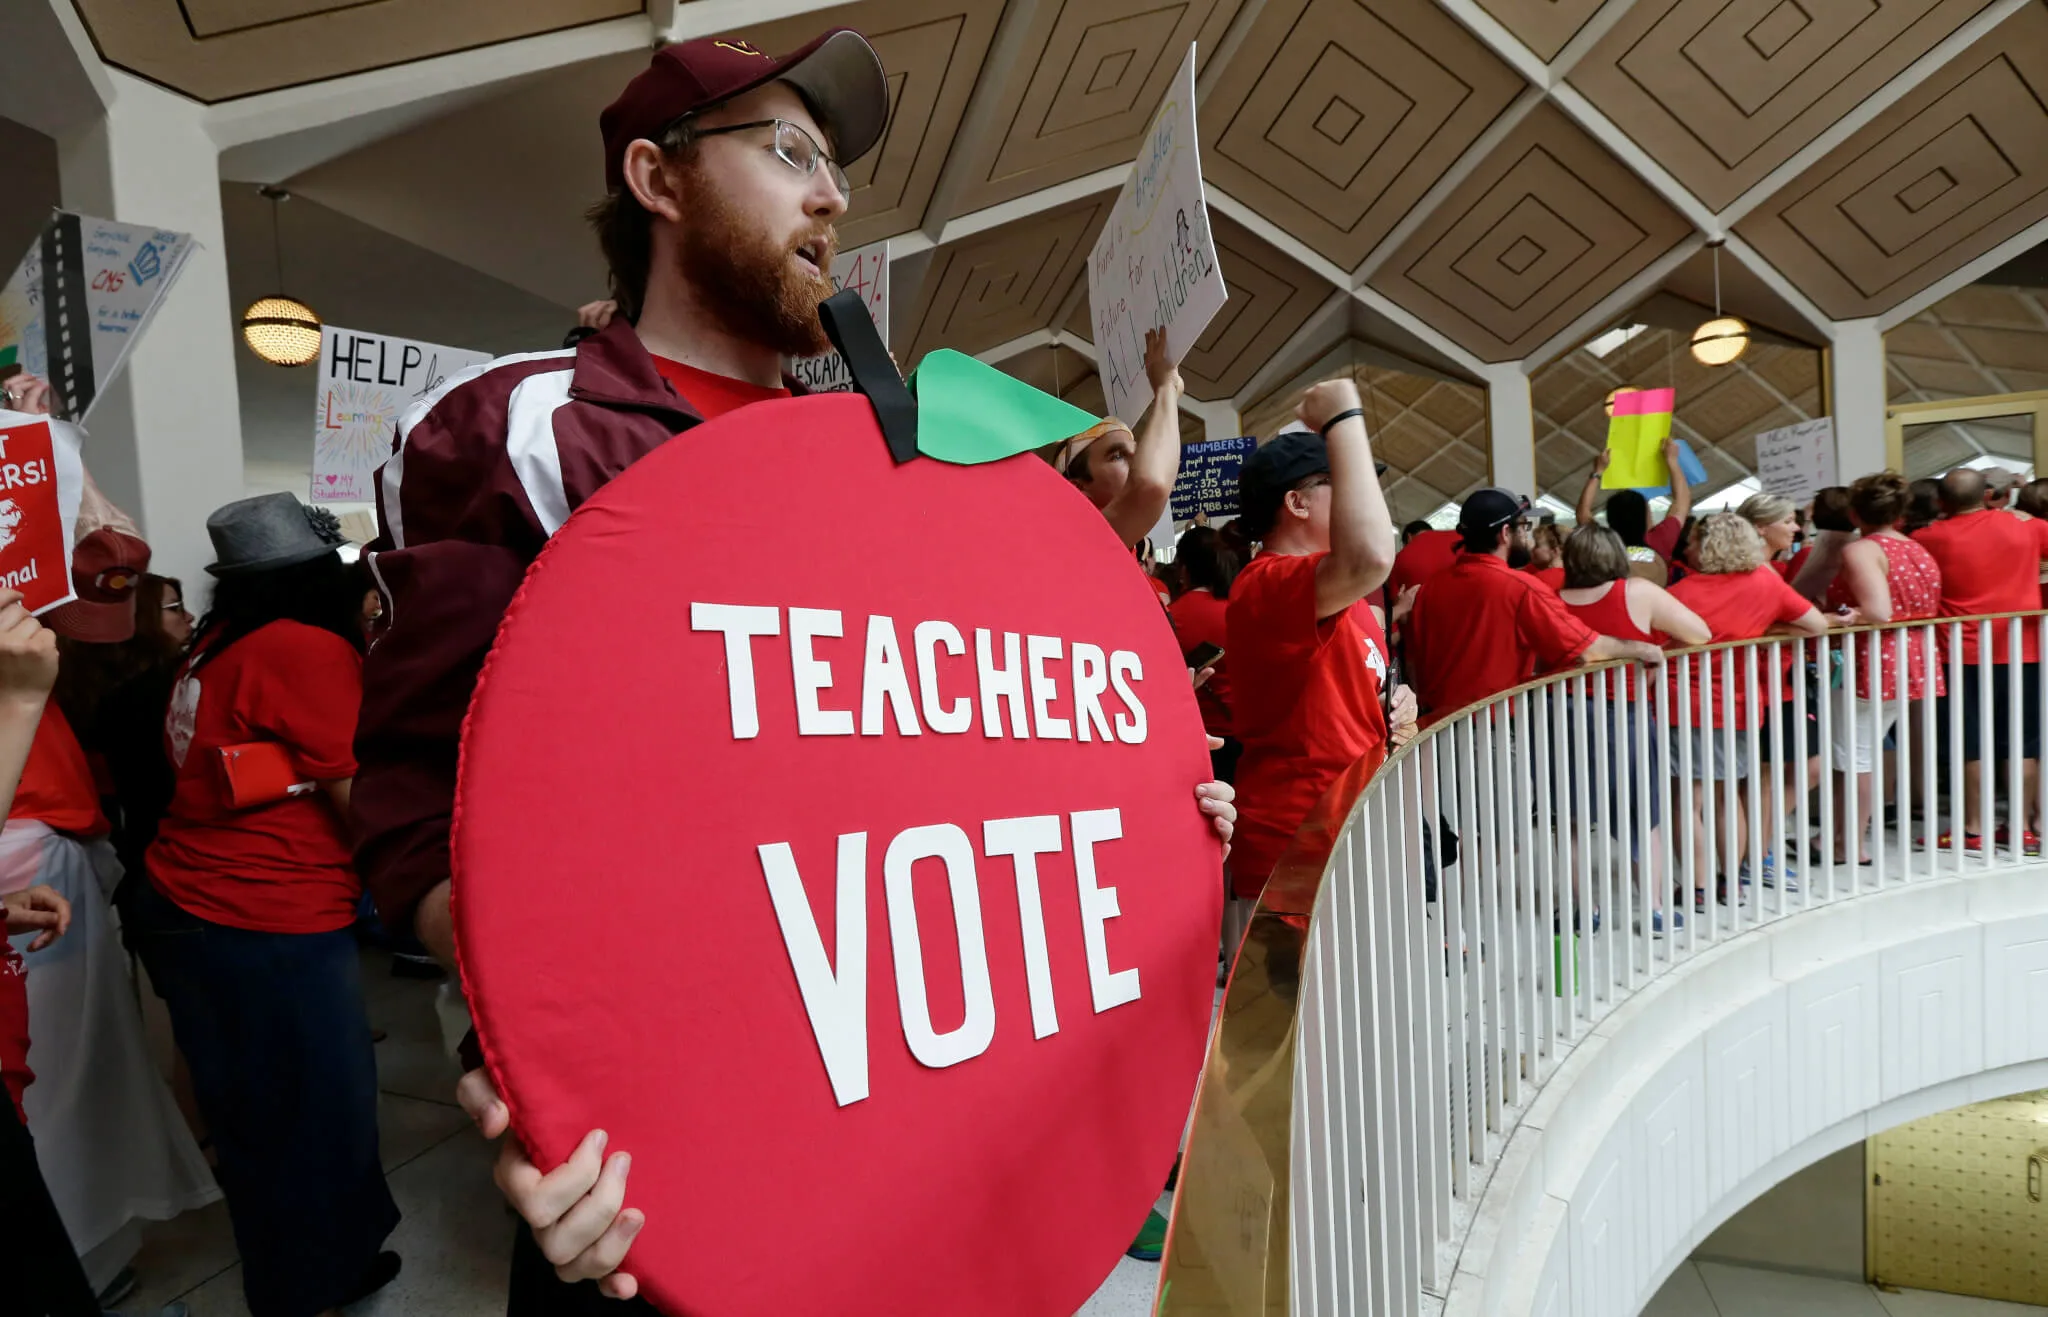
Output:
top-left (1689, 239), bottom-right (1749, 367)
top-left (241, 186), bottom-right (323, 367)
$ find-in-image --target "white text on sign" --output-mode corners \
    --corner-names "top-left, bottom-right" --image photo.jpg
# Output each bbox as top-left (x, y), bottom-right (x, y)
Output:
top-left (690, 604), bottom-right (1149, 745)
top-left (758, 810), bottom-right (1139, 1107)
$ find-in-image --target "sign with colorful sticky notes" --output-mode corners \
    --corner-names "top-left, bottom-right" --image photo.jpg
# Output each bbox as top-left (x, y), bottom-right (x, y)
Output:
top-left (1637, 438), bottom-right (1708, 498)
top-left (1602, 387), bottom-right (1676, 489)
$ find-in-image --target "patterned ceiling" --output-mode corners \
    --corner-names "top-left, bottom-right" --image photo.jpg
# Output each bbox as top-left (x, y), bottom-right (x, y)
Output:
top-left (63, 0), bottom-right (2048, 515)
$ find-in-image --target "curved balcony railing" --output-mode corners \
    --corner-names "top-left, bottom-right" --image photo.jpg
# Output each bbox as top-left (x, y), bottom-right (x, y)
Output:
top-left (1157, 611), bottom-right (2048, 1316)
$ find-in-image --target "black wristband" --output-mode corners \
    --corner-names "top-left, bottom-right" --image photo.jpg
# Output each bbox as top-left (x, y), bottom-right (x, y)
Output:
top-left (1318, 407), bottom-right (1366, 438)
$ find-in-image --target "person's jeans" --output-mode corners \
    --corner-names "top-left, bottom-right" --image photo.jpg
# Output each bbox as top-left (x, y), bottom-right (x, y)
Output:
top-left (127, 879), bottom-right (399, 1317)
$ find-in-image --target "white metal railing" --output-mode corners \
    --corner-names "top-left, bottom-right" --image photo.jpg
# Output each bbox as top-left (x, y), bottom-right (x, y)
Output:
top-left (1159, 612), bottom-right (2048, 1315)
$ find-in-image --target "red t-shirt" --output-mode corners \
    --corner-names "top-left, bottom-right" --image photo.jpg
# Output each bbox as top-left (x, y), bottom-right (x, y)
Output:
top-left (1225, 552), bottom-right (1390, 894)
top-left (1778, 544), bottom-right (1811, 583)
top-left (148, 621), bottom-right (364, 934)
top-left (1150, 576), bottom-right (1173, 604)
top-left (1667, 567), bottom-right (1813, 727)
top-left (1644, 517), bottom-right (1682, 563)
top-left (652, 357), bottom-right (792, 420)
top-left (1523, 564), bottom-right (1565, 591)
top-left (1169, 587), bottom-right (1232, 737)
top-left (1407, 552), bottom-right (1597, 724)
top-left (1912, 510), bottom-right (2048, 664)
top-left (8, 705), bottom-right (108, 837)
top-left (1386, 529), bottom-right (1462, 601)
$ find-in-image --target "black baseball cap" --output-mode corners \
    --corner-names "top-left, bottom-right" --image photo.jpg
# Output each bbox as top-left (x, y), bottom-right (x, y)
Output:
top-left (1238, 431), bottom-right (1328, 536)
top-left (1457, 487), bottom-right (1532, 537)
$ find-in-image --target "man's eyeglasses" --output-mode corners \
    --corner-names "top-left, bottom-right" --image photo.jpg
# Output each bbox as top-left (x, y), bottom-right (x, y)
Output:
top-left (690, 118), bottom-right (850, 199)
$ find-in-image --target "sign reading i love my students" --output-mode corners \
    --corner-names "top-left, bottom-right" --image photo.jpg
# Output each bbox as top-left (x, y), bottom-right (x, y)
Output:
top-left (454, 391), bottom-right (1221, 1317)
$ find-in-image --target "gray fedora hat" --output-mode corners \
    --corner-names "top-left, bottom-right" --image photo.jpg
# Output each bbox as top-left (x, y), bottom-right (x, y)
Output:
top-left (205, 493), bottom-right (340, 577)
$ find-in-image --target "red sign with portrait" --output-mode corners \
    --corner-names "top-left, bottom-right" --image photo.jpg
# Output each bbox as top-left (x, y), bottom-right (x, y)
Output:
top-left (454, 394), bottom-right (1221, 1316)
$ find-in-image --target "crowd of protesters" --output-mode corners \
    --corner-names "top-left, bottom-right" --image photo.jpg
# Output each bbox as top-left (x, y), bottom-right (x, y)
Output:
top-left (4, 19), bottom-right (2047, 1317)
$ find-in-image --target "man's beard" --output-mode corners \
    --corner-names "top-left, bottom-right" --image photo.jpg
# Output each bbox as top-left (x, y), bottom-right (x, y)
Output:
top-left (1506, 541), bottom-right (1533, 569)
top-left (677, 173), bottom-right (836, 359)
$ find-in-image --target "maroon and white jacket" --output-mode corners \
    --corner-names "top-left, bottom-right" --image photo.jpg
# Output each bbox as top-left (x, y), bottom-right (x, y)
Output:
top-left (353, 318), bottom-right (704, 933)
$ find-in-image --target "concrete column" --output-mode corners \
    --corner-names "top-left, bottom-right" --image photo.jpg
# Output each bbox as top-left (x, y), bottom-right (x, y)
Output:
top-left (1828, 317), bottom-right (1889, 481)
top-left (1485, 365), bottom-right (1538, 497)
top-left (1201, 401), bottom-right (1242, 443)
top-left (57, 71), bottom-right (244, 589)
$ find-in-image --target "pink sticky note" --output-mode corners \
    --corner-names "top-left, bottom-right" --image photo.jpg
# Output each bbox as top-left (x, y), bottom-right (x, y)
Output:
top-left (1614, 387), bottom-right (1674, 418)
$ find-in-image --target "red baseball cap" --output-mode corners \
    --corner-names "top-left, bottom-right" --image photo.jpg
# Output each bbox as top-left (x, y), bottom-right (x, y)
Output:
top-left (46, 528), bottom-right (151, 644)
top-left (600, 30), bottom-right (889, 191)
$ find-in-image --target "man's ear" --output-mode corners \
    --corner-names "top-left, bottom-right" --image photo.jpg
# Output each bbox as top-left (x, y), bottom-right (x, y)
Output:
top-left (623, 140), bottom-right (687, 223)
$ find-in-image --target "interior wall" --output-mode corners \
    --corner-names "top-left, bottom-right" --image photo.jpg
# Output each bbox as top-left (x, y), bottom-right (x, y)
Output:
top-left (1692, 1143), bottom-right (1866, 1282)
top-left (0, 116), bottom-right (60, 274)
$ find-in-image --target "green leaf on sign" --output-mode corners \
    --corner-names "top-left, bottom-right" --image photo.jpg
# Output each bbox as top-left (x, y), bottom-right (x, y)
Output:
top-left (909, 349), bottom-right (1106, 466)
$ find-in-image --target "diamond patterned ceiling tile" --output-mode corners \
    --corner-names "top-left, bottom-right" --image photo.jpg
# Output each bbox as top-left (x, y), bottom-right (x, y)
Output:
top-left (1567, 0), bottom-right (2001, 212)
top-left (1745, 343), bottom-right (1823, 398)
top-left (1684, 372), bottom-right (1781, 433)
top-left (942, 0), bottom-right (1245, 215)
top-left (1364, 368), bottom-right (1437, 409)
top-left (1471, 0), bottom-right (1609, 62)
top-left (1893, 357), bottom-right (2002, 395)
top-left (1373, 411), bottom-right (1444, 470)
top-left (1413, 442), bottom-right (1490, 495)
top-left (742, 0), bottom-right (1004, 246)
top-left (1413, 380), bottom-right (1486, 434)
top-left (1954, 326), bottom-right (2048, 373)
top-left (1922, 283), bottom-right (2048, 328)
top-left (1198, 0), bottom-right (1525, 269)
top-left (1735, 8), bottom-right (2048, 319)
top-left (901, 195), bottom-right (1113, 365)
top-left (1368, 104), bottom-right (1693, 362)
top-left (1885, 320), bottom-right (1966, 359)
top-left (70, 0), bottom-right (636, 101)
top-left (1176, 214), bottom-right (1330, 402)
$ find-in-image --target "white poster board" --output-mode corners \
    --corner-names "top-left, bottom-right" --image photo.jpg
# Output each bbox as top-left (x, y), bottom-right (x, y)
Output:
top-left (790, 240), bottom-right (889, 393)
top-left (0, 211), bottom-right (196, 421)
top-left (313, 326), bottom-right (491, 503)
top-left (1754, 417), bottom-right (1836, 506)
top-left (1086, 44), bottom-right (1227, 427)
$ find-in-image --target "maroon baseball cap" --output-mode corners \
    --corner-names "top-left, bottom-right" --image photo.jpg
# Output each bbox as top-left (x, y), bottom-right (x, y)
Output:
top-left (46, 528), bottom-right (151, 644)
top-left (600, 30), bottom-right (889, 191)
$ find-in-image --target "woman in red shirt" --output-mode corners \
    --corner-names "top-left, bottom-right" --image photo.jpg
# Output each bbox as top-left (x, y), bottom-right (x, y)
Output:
top-left (128, 495), bottom-right (400, 1317)
top-left (1169, 526), bottom-right (1242, 781)
top-left (1558, 527), bottom-right (1709, 931)
top-left (1825, 472), bottom-right (1944, 863)
top-left (1669, 513), bottom-right (1830, 907)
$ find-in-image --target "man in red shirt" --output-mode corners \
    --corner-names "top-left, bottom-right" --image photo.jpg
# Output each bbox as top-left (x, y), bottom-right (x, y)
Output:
top-left (1385, 523), bottom-right (1461, 604)
top-left (1912, 467), bottom-right (2048, 849)
top-left (1407, 489), bottom-right (1665, 724)
top-left (1226, 377), bottom-right (1408, 900)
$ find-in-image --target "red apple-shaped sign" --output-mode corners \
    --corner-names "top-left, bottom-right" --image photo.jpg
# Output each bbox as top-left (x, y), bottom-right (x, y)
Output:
top-left (454, 393), bottom-right (1222, 1316)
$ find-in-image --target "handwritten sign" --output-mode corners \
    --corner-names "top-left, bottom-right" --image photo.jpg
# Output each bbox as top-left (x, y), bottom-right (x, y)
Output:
top-left (1601, 388), bottom-right (1676, 489)
top-left (1086, 44), bottom-right (1227, 427)
top-left (0, 414), bottom-right (85, 614)
top-left (313, 326), bottom-right (490, 503)
top-left (1169, 436), bottom-right (1257, 523)
top-left (0, 212), bottom-right (195, 421)
top-left (1754, 417), bottom-right (1835, 506)
top-left (790, 240), bottom-right (889, 393)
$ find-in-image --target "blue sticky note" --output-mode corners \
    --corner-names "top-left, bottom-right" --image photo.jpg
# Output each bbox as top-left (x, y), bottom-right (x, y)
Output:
top-left (1638, 439), bottom-right (1707, 496)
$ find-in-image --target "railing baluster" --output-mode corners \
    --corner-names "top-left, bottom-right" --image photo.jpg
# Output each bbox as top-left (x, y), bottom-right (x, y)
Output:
top-left (1920, 624), bottom-right (1938, 884)
top-left (1766, 640), bottom-right (1788, 920)
top-left (1476, 705), bottom-right (1504, 1133)
top-left (1870, 627), bottom-right (1887, 890)
top-left (1793, 640), bottom-right (1812, 913)
top-left (2009, 617), bottom-right (2024, 866)
top-left (1327, 832), bottom-right (1361, 1313)
top-left (1818, 630), bottom-right (1837, 904)
top-left (1569, 673), bottom-right (1594, 1019)
top-left (1843, 627), bottom-right (1860, 897)
top-left (1744, 643), bottom-right (1767, 923)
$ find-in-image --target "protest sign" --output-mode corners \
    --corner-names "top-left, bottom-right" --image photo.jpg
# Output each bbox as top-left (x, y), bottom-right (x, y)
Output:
top-left (1170, 435), bottom-right (1257, 522)
top-left (790, 240), bottom-right (889, 393)
top-left (1086, 44), bottom-right (1227, 427)
top-left (312, 326), bottom-right (490, 503)
top-left (1602, 387), bottom-right (1676, 489)
top-left (1638, 438), bottom-right (1708, 498)
top-left (1754, 417), bottom-right (1835, 505)
top-left (0, 212), bottom-right (195, 421)
top-left (455, 393), bottom-right (1219, 1317)
top-left (0, 413), bottom-right (86, 614)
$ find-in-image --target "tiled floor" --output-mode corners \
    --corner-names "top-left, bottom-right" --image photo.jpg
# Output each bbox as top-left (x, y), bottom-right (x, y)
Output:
top-left (1646, 1261), bottom-right (2048, 1315)
top-left (116, 949), bottom-right (1165, 1316)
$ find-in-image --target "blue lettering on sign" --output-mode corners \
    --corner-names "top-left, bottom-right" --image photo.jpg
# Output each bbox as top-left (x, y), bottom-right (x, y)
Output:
top-left (1168, 436), bottom-right (1259, 522)
top-left (129, 240), bottom-right (162, 285)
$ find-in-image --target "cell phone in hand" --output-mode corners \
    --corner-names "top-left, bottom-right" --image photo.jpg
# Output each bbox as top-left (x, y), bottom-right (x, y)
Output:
top-left (1187, 642), bottom-right (1224, 670)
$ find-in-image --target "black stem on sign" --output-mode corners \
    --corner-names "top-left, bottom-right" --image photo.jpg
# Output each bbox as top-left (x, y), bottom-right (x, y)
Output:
top-left (818, 288), bottom-right (918, 463)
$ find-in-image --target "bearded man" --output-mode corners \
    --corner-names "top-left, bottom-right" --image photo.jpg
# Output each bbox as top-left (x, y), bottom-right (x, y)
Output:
top-left (354, 31), bottom-right (1236, 1312)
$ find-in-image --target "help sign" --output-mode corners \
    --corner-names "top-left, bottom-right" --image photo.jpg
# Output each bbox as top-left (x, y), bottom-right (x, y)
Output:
top-left (454, 394), bottom-right (1221, 1317)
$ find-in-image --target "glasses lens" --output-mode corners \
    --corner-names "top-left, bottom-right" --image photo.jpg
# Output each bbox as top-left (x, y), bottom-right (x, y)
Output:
top-left (774, 121), bottom-right (849, 199)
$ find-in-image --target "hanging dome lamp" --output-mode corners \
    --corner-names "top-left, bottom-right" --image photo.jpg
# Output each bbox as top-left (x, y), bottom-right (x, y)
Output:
top-left (241, 186), bottom-right (322, 367)
top-left (1689, 239), bottom-right (1750, 367)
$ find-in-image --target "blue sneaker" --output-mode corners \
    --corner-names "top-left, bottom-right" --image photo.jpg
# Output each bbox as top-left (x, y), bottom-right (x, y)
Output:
top-left (1759, 851), bottom-right (1801, 892)
top-left (1650, 908), bottom-right (1684, 936)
